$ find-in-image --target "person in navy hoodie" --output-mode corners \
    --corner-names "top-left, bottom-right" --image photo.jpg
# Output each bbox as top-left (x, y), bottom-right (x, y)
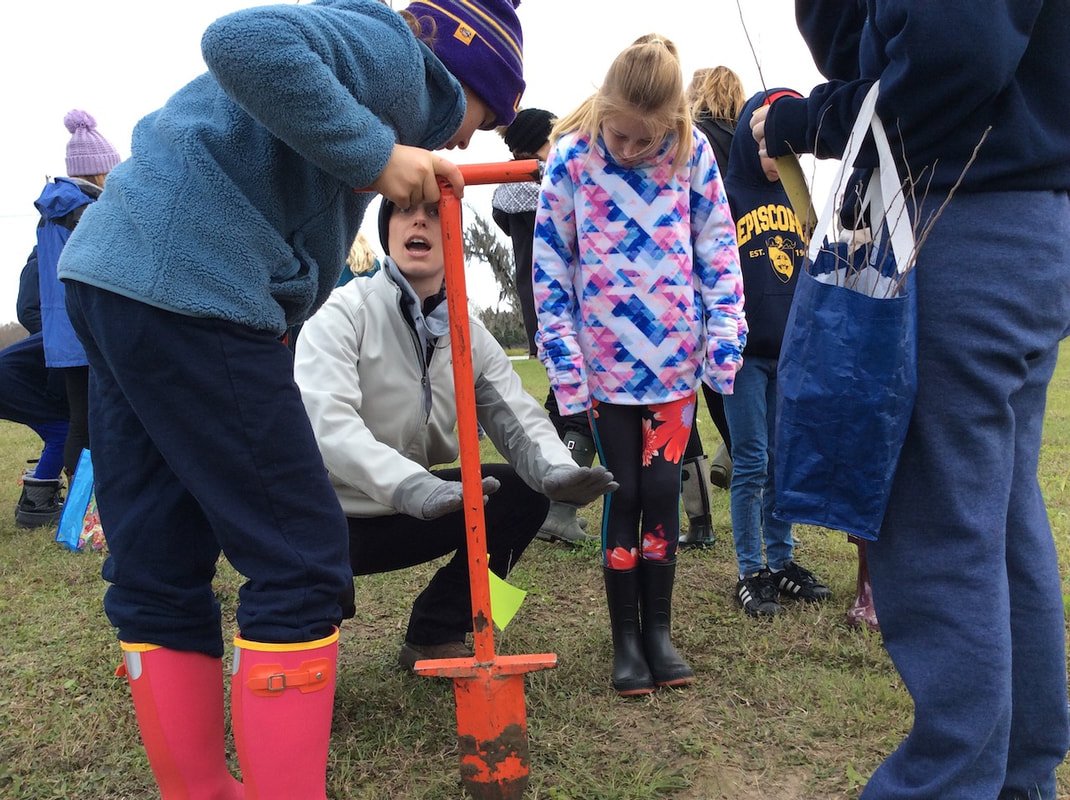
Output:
top-left (752, 2), bottom-right (1070, 797)
top-left (57, 1), bottom-right (526, 798)
top-left (724, 89), bottom-right (831, 618)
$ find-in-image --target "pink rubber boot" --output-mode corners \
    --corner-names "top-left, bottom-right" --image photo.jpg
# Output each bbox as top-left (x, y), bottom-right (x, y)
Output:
top-left (230, 628), bottom-right (338, 799)
top-left (117, 643), bottom-right (243, 799)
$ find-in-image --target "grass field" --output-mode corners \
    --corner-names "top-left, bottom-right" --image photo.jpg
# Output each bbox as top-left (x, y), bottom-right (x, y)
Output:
top-left (0, 347), bottom-right (1067, 799)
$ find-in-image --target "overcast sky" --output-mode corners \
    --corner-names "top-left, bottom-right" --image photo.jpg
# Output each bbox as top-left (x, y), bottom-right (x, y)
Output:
top-left (0, 0), bottom-right (832, 325)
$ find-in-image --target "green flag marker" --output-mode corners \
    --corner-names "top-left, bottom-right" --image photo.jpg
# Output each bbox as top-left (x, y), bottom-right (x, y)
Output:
top-left (487, 569), bottom-right (527, 630)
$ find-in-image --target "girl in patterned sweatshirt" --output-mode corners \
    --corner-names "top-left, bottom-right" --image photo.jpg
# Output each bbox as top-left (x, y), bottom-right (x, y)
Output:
top-left (532, 34), bottom-right (746, 697)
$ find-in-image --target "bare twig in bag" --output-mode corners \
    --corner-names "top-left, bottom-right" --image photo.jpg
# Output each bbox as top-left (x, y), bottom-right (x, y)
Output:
top-left (819, 111), bottom-right (990, 298)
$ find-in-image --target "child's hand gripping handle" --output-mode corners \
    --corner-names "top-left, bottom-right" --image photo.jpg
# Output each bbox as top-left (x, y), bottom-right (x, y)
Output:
top-left (368, 144), bottom-right (466, 207)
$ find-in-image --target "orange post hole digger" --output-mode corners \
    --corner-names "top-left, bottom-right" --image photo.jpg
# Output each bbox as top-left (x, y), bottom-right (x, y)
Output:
top-left (412, 160), bottom-right (556, 799)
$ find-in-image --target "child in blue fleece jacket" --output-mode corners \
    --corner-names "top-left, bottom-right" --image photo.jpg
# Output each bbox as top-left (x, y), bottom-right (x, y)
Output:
top-left (56, 2), bottom-right (525, 797)
top-left (752, 2), bottom-right (1070, 798)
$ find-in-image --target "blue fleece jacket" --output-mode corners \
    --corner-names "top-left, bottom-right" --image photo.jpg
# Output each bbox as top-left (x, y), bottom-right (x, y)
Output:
top-left (765, 1), bottom-right (1070, 193)
top-left (57, 0), bottom-right (465, 334)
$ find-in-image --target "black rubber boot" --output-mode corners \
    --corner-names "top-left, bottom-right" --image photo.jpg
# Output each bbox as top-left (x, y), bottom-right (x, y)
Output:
top-left (678, 455), bottom-right (715, 548)
top-left (15, 477), bottom-right (64, 529)
top-left (639, 559), bottom-right (695, 687)
top-left (537, 431), bottom-right (598, 545)
top-left (603, 567), bottom-right (654, 697)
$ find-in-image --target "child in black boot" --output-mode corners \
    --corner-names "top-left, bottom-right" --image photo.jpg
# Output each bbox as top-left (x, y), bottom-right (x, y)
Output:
top-left (533, 36), bottom-right (745, 697)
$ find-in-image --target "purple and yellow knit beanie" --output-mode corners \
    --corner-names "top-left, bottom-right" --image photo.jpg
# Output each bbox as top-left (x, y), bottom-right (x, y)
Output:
top-left (405, 0), bottom-right (525, 127)
top-left (64, 110), bottom-right (121, 177)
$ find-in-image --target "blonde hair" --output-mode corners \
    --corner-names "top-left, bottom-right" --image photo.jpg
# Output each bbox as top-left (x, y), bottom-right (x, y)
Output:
top-left (347, 232), bottom-right (379, 275)
top-left (687, 66), bottom-right (745, 124)
top-left (552, 34), bottom-right (692, 164)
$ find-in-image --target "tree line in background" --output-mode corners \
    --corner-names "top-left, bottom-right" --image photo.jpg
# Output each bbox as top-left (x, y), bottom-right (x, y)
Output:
top-left (0, 322), bottom-right (28, 349)
top-left (463, 208), bottom-right (528, 352)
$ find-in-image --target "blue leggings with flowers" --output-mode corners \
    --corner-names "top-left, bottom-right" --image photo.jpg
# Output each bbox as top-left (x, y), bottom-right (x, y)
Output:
top-left (589, 395), bottom-right (694, 570)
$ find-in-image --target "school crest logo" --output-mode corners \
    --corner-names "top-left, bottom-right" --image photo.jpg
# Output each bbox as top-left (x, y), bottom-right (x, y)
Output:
top-left (454, 24), bottom-right (476, 45)
top-left (766, 235), bottom-right (795, 283)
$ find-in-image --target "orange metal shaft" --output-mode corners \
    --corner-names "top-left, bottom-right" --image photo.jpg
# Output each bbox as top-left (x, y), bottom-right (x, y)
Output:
top-left (438, 181), bottom-right (496, 664)
top-left (416, 161), bottom-right (558, 799)
top-left (355, 159), bottom-right (540, 196)
top-left (437, 160), bottom-right (542, 664)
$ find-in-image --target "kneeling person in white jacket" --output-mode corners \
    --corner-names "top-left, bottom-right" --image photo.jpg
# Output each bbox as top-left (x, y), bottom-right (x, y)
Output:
top-left (295, 198), bottom-right (617, 670)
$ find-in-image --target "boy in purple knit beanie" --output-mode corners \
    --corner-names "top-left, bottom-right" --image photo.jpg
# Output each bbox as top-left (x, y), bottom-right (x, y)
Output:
top-left (404, 0), bottom-right (525, 127)
top-left (53, 2), bottom-right (530, 797)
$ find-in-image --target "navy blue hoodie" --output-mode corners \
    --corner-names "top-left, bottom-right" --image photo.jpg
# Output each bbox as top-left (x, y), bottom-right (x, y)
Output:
top-left (726, 90), bottom-right (806, 360)
top-left (765, 1), bottom-right (1070, 193)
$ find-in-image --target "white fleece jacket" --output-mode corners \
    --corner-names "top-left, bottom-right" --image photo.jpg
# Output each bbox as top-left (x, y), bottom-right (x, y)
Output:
top-left (294, 265), bottom-right (577, 517)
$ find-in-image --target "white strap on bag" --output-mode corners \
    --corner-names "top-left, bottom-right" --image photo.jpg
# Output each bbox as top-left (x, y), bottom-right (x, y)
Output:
top-left (808, 81), bottom-right (916, 275)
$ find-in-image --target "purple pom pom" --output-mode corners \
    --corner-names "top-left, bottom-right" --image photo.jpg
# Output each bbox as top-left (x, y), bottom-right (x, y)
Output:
top-left (64, 109), bottom-right (97, 134)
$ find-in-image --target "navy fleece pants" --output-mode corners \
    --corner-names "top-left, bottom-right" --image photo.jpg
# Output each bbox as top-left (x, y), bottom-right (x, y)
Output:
top-left (66, 282), bottom-right (351, 657)
top-left (862, 191), bottom-right (1070, 800)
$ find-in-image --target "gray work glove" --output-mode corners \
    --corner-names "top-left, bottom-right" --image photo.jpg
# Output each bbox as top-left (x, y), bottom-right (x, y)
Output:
top-left (541, 465), bottom-right (618, 507)
top-left (420, 476), bottom-right (501, 520)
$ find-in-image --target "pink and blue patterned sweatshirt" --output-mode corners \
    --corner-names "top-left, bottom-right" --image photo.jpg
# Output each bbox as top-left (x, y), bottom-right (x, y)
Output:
top-left (532, 126), bottom-right (746, 416)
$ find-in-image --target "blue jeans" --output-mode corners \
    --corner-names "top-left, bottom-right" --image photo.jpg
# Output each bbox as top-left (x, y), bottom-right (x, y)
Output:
top-left (723, 355), bottom-right (793, 576)
top-left (863, 191), bottom-right (1070, 800)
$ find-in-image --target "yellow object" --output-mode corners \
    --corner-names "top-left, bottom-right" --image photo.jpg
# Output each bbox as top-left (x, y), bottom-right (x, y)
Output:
top-left (775, 154), bottom-right (816, 244)
top-left (488, 569), bottom-right (527, 630)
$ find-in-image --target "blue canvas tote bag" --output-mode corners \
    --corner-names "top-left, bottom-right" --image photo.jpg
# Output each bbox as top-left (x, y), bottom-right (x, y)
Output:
top-left (774, 82), bottom-right (918, 541)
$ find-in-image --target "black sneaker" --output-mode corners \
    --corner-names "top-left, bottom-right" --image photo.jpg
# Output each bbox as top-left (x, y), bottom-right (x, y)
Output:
top-left (772, 561), bottom-right (832, 602)
top-left (736, 570), bottom-right (782, 617)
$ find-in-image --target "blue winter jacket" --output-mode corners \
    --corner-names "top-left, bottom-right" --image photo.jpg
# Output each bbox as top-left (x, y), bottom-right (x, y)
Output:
top-left (35, 178), bottom-right (100, 367)
top-left (57, 0), bottom-right (465, 334)
top-left (765, 0), bottom-right (1070, 193)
